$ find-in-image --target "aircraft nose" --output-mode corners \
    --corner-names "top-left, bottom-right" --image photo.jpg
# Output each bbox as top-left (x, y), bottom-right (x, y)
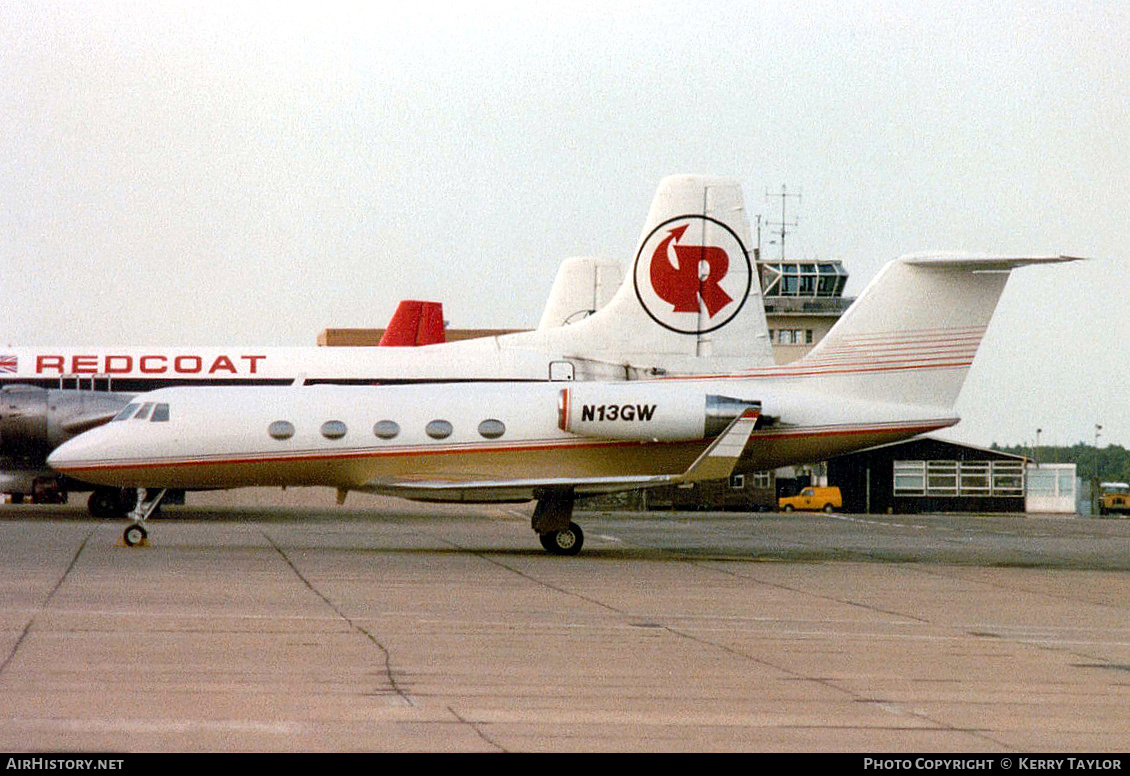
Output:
top-left (47, 435), bottom-right (88, 472)
top-left (47, 428), bottom-right (110, 475)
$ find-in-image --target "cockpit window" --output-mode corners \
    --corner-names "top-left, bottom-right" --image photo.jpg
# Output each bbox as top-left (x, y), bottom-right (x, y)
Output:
top-left (151, 403), bottom-right (170, 422)
top-left (111, 403), bottom-right (140, 422)
top-left (133, 403), bottom-right (154, 421)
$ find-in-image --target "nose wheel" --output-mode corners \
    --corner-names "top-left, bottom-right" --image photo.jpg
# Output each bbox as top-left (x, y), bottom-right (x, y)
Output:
top-left (120, 488), bottom-right (167, 547)
top-left (123, 523), bottom-right (148, 547)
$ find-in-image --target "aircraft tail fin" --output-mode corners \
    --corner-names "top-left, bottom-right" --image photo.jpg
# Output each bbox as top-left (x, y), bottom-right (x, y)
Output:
top-left (536, 256), bottom-right (622, 330)
top-left (379, 301), bottom-right (446, 347)
top-left (795, 254), bottom-right (1082, 408)
top-left (524, 175), bottom-right (774, 375)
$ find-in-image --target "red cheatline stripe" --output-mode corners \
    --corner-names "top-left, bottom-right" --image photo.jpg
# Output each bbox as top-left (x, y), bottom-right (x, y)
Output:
top-left (52, 419), bottom-right (956, 475)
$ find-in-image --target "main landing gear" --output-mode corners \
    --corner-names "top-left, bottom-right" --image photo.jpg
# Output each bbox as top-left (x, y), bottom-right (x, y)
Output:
top-left (88, 487), bottom-right (136, 519)
top-left (532, 488), bottom-right (584, 556)
top-left (539, 522), bottom-right (584, 555)
top-left (121, 488), bottom-right (167, 547)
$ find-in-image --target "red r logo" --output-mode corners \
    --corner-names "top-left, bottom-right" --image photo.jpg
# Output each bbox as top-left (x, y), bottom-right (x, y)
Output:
top-left (633, 215), bottom-right (750, 335)
top-left (649, 224), bottom-right (733, 317)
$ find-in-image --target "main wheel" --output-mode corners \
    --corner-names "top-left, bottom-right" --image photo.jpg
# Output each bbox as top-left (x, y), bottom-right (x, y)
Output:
top-left (123, 524), bottom-right (148, 547)
top-left (89, 488), bottom-right (126, 519)
top-left (540, 522), bottom-right (584, 556)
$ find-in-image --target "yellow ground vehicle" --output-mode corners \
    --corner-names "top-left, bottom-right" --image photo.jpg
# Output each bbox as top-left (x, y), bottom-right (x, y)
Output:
top-left (1099, 482), bottom-right (1130, 517)
top-left (779, 486), bottom-right (842, 513)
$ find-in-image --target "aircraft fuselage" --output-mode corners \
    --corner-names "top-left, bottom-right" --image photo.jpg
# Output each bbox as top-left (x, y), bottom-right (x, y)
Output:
top-left (47, 378), bottom-right (958, 500)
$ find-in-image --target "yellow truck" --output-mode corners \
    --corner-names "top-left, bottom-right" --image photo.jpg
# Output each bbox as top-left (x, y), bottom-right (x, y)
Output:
top-left (1099, 482), bottom-right (1130, 517)
top-left (778, 486), bottom-right (842, 513)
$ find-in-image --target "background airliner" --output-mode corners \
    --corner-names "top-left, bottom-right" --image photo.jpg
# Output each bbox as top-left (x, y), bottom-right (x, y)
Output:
top-left (7, 175), bottom-right (774, 510)
top-left (49, 253), bottom-right (1079, 554)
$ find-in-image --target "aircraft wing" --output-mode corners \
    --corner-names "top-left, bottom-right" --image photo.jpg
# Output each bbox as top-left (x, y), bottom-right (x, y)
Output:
top-left (359, 406), bottom-right (760, 502)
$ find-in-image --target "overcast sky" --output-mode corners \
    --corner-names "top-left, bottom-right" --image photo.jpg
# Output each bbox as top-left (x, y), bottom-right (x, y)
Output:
top-left (2, 1), bottom-right (1128, 449)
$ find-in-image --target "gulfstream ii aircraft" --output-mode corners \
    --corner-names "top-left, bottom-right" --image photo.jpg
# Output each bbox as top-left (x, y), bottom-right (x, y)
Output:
top-left (48, 253), bottom-right (1079, 554)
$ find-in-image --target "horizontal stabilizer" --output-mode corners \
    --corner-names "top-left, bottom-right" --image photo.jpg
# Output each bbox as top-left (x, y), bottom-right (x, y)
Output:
top-left (900, 253), bottom-right (1085, 270)
top-left (792, 252), bottom-right (1084, 409)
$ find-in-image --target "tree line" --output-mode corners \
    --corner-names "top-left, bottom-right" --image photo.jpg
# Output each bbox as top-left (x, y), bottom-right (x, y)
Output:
top-left (991, 442), bottom-right (1130, 484)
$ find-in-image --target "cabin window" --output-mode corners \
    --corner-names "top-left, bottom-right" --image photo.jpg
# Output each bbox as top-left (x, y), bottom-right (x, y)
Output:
top-left (477, 419), bottom-right (505, 439)
top-left (151, 403), bottom-right (170, 422)
top-left (269, 420), bottom-right (295, 440)
top-left (321, 420), bottom-right (348, 440)
top-left (425, 419), bottom-right (453, 440)
top-left (112, 403), bottom-right (140, 422)
top-left (373, 420), bottom-right (400, 440)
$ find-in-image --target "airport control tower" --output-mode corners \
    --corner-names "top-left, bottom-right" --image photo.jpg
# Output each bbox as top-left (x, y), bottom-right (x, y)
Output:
top-left (760, 258), bottom-right (853, 364)
top-left (756, 186), bottom-right (854, 364)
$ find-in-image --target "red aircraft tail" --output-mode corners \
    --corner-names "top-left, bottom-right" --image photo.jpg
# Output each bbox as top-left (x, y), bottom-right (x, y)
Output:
top-left (379, 301), bottom-right (446, 346)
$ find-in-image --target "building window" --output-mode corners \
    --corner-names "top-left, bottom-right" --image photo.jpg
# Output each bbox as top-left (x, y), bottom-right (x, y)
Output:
top-left (761, 260), bottom-right (848, 298)
top-left (729, 474), bottom-right (745, 489)
top-left (893, 461), bottom-right (926, 495)
top-left (992, 462), bottom-right (1025, 496)
top-left (775, 329), bottom-right (813, 346)
top-left (752, 471), bottom-right (773, 489)
top-left (959, 462), bottom-right (991, 495)
top-left (894, 460), bottom-right (1025, 497)
top-left (927, 461), bottom-right (958, 496)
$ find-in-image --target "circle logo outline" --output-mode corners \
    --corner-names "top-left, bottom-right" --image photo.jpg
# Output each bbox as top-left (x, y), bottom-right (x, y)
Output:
top-left (632, 214), bottom-right (752, 335)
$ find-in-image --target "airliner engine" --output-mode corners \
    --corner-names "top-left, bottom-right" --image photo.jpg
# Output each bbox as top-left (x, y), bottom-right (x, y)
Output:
top-left (1, 385), bottom-right (132, 503)
top-left (0, 385), bottom-right (131, 455)
top-left (558, 385), bottom-right (759, 442)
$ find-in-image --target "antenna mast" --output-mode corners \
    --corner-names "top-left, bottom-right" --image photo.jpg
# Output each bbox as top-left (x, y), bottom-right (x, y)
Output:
top-left (765, 184), bottom-right (801, 260)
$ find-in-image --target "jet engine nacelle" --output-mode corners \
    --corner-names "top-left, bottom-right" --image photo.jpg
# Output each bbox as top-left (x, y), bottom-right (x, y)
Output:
top-left (558, 384), bottom-right (758, 442)
top-left (0, 385), bottom-right (132, 456)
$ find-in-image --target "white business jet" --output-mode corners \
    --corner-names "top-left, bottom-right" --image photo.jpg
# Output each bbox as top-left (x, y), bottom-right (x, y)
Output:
top-left (48, 252), bottom-right (1078, 553)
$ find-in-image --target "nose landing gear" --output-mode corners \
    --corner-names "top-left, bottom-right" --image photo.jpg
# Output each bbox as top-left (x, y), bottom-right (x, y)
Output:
top-left (121, 488), bottom-right (167, 547)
